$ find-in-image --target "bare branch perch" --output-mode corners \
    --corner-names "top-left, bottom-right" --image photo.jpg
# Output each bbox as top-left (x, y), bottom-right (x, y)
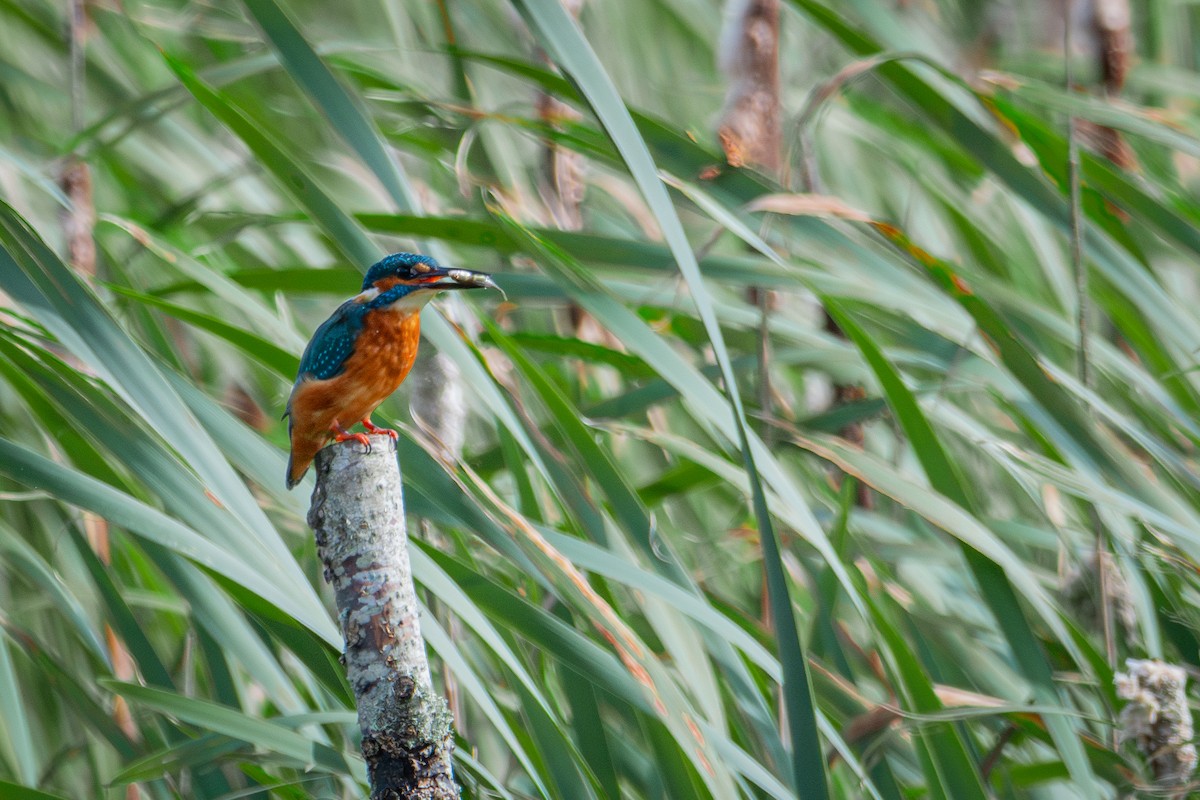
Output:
top-left (308, 434), bottom-right (459, 800)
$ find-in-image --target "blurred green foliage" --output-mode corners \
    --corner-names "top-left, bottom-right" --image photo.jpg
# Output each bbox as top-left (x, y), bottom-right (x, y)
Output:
top-left (1, 0), bottom-right (1199, 797)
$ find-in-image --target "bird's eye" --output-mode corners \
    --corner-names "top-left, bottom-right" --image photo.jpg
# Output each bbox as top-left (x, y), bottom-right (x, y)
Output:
top-left (413, 263), bottom-right (432, 274)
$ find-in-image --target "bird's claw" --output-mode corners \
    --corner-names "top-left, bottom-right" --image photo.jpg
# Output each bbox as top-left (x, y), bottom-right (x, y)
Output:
top-left (361, 418), bottom-right (399, 450)
top-left (332, 426), bottom-right (372, 454)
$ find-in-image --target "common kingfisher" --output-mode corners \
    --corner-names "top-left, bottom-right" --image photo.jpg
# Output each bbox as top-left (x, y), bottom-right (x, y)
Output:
top-left (284, 253), bottom-right (497, 489)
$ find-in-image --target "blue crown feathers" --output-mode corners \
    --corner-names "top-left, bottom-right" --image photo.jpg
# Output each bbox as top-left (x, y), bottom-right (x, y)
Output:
top-left (361, 253), bottom-right (440, 291)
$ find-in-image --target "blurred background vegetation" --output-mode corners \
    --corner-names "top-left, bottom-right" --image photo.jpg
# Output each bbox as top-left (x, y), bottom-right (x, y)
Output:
top-left (2, 0), bottom-right (1200, 797)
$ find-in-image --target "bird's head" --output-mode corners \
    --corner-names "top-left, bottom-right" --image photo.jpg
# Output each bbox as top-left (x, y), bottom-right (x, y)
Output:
top-left (358, 253), bottom-right (498, 308)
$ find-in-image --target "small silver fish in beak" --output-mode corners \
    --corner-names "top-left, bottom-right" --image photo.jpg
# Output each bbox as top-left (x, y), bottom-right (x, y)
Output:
top-left (447, 268), bottom-right (505, 300)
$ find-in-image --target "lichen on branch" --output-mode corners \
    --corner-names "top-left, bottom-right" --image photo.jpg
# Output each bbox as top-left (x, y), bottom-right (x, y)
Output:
top-left (308, 434), bottom-right (459, 800)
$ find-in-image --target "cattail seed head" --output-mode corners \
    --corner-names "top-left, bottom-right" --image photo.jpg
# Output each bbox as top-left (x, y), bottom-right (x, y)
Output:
top-left (1116, 659), bottom-right (1197, 786)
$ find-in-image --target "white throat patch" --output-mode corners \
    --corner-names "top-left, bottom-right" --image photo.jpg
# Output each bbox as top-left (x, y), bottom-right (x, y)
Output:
top-left (386, 289), bottom-right (438, 312)
top-left (354, 285), bottom-right (439, 311)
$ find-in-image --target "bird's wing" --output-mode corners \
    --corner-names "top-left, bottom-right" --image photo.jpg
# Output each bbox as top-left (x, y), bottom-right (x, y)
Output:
top-left (285, 300), bottom-right (367, 418)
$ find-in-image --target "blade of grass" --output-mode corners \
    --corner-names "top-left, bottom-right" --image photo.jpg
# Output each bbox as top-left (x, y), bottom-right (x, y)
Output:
top-left (108, 284), bottom-right (298, 375)
top-left (0, 438), bottom-right (337, 648)
top-left (507, 7), bottom-right (825, 792)
top-left (104, 681), bottom-right (350, 773)
top-left (661, 170), bottom-right (1106, 690)
top-left (241, 0), bottom-right (417, 211)
top-left (156, 48), bottom-right (376, 267)
top-left (0, 782), bottom-right (70, 800)
top-left (0, 200), bottom-right (324, 623)
top-left (0, 527), bottom-right (108, 665)
top-left (63, 525), bottom-right (176, 691)
top-left (485, 317), bottom-right (790, 772)
top-left (418, 613), bottom-right (558, 800)
top-left (0, 632), bottom-right (37, 787)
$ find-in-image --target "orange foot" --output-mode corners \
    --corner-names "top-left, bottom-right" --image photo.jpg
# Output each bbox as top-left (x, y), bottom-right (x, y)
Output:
top-left (361, 417), bottom-right (399, 449)
top-left (331, 421), bottom-right (372, 453)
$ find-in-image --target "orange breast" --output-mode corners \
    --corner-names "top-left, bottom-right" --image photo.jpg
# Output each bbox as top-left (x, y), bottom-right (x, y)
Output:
top-left (288, 309), bottom-right (422, 454)
top-left (339, 307), bottom-right (423, 408)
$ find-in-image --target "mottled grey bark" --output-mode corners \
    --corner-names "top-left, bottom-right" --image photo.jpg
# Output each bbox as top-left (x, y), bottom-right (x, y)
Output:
top-left (308, 435), bottom-right (458, 800)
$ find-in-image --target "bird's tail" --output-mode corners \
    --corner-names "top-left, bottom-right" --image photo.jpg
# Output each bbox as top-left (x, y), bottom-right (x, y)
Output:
top-left (286, 452), bottom-right (309, 489)
top-left (286, 435), bottom-right (325, 489)
top-left (284, 405), bottom-right (310, 489)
